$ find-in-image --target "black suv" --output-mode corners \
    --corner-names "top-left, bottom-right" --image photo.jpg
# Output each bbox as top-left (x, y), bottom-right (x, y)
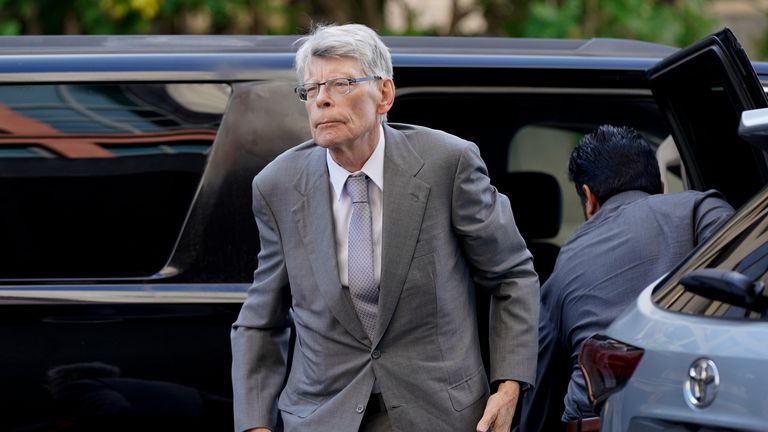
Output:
top-left (0, 29), bottom-right (765, 431)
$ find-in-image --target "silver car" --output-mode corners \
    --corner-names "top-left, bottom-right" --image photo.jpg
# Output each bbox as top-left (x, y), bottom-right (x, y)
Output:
top-left (579, 31), bottom-right (768, 432)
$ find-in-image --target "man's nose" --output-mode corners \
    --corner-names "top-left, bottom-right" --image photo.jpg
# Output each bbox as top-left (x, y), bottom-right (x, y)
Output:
top-left (314, 84), bottom-right (333, 105)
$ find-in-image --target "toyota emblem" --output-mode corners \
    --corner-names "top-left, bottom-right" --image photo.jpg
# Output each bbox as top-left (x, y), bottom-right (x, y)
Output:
top-left (684, 358), bottom-right (719, 408)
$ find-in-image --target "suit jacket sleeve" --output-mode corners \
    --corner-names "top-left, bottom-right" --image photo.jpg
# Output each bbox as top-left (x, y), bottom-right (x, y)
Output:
top-left (231, 179), bottom-right (292, 432)
top-left (451, 143), bottom-right (540, 386)
top-left (694, 190), bottom-right (735, 245)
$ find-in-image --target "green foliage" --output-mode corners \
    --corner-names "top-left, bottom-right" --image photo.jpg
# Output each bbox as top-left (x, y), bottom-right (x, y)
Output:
top-left (520, 0), bottom-right (715, 47)
top-left (0, 0), bottom-right (302, 35)
top-left (82, 0), bottom-right (161, 34)
top-left (0, 0), bottom-right (721, 50)
top-left (0, 0), bottom-right (163, 34)
top-left (0, 21), bottom-right (20, 36)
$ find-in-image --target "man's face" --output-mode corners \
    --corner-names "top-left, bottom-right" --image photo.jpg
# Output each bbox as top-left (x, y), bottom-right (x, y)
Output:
top-left (302, 56), bottom-right (386, 151)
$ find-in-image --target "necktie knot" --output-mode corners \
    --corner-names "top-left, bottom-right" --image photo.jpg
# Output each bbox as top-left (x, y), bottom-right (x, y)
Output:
top-left (346, 174), bottom-right (369, 204)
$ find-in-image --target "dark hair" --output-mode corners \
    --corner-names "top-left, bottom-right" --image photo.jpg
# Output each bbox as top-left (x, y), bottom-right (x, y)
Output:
top-left (568, 125), bottom-right (662, 205)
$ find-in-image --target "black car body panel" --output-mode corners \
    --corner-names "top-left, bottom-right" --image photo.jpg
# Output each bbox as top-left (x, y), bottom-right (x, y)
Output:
top-left (0, 32), bottom-right (765, 431)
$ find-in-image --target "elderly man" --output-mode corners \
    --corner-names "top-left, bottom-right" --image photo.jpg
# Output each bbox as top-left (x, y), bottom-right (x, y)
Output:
top-left (232, 24), bottom-right (538, 432)
top-left (231, 23), bottom-right (539, 432)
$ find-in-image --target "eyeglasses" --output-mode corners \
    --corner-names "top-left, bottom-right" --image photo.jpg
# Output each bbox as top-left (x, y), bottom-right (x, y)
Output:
top-left (294, 75), bottom-right (382, 102)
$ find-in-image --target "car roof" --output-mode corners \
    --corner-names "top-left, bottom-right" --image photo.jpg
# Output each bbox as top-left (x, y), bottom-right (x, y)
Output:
top-left (0, 34), bottom-right (677, 58)
top-left (3, 34), bottom-right (767, 85)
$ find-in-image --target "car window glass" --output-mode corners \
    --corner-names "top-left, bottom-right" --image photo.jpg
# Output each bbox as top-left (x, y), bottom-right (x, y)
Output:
top-left (650, 44), bottom-right (768, 208)
top-left (0, 83), bottom-right (230, 279)
top-left (389, 90), bottom-right (672, 247)
top-left (653, 188), bottom-right (768, 319)
top-left (656, 135), bottom-right (685, 193)
top-left (505, 126), bottom-right (685, 244)
top-left (507, 125), bottom-right (579, 244)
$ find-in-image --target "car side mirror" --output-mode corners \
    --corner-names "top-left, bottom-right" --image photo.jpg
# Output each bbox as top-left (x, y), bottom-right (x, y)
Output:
top-left (739, 107), bottom-right (768, 150)
top-left (679, 268), bottom-right (767, 311)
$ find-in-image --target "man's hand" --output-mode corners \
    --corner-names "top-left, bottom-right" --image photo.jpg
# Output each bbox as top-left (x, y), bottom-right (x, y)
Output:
top-left (476, 380), bottom-right (521, 432)
top-left (245, 428), bottom-right (271, 432)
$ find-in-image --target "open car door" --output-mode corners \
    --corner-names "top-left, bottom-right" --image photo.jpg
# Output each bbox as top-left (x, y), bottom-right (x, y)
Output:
top-left (649, 28), bottom-right (768, 208)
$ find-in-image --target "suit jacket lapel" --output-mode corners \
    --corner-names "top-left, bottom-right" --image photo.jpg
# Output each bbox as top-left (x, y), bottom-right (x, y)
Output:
top-left (291, 146), bottom-right (369, 344)
top-left (375, 125), bottom-right (430, 346)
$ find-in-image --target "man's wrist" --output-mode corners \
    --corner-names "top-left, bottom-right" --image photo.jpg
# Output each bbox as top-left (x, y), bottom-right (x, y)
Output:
top-left (493, 379), bottom-right (530, 394)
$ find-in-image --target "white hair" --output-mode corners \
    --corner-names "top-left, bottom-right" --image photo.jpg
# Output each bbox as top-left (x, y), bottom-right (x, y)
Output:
top-left (294, 24), bottom-right (394, 123)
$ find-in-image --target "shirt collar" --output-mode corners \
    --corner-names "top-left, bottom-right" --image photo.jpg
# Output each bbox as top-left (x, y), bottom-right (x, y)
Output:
top-left (327, 124), bottom-right (386, 202)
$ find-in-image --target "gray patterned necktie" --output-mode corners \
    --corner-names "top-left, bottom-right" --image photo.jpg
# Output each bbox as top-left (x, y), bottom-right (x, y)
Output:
top-left (346, 173), bottom-right (379, 340)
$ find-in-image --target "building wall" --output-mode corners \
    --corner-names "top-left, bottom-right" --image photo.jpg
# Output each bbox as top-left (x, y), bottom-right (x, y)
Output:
top-left (711, 0), bottom-right (768, 57)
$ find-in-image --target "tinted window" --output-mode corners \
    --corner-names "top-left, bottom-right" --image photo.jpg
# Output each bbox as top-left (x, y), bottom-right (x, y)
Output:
top-left (389, 90), bottom-right (670, 242)
top-left (650, 42), bottom-right (768, 208)
top-left (653, 187), bottom-right (768, 319)
top-left (0, 83), bottom-right (230, 279)
top-left (507, 125), bottom-right (580, 243)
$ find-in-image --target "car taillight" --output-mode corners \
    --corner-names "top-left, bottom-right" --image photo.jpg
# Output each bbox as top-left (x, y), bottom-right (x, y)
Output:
top-left (579, 334), bottom-right (644, 406)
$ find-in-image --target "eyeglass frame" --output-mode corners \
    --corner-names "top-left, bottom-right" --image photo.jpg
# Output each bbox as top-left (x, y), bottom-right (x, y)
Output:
top-left (294, 75), bottom-right (382, 102)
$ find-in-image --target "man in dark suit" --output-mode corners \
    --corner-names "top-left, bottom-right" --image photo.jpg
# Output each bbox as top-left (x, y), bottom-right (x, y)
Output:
top-left (519, 125), bottom-right (734, 432)
top-left (231, 23), bottom-right (539, 432)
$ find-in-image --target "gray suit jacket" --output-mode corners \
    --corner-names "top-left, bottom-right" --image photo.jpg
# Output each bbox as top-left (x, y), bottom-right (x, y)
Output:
top-left (232, 123), bottom-right (539, 432)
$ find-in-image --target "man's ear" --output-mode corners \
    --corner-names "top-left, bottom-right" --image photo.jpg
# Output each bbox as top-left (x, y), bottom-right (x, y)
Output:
top-left (377, 78), bottom-right (395, 115)
top-left (582, 184), bottom-right (601, 220)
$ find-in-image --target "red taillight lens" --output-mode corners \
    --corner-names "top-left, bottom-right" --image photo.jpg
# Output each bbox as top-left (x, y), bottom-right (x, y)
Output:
top-left (579, 334), bottom-right (644, 406)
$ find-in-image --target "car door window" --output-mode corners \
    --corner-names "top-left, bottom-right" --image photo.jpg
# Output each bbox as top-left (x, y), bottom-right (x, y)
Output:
top-left (390, 89), bottom-right (672, 244)
top-left (653, 186), bottom-right (768, 319)
top-left (0, 83), bottom-right (230, 279)
top-left (648, 28), bottom-right (768, 208)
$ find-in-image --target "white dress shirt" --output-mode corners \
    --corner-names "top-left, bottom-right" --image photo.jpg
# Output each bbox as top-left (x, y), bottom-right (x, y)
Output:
top-left (326, 124), bottom-right (384, 288)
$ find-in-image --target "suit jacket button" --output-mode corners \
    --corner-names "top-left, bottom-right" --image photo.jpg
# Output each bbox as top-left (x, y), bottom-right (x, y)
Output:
top-left (372, 350), bottom-right (381, 359)
top-left (356, 404), bottom-right (365, 413)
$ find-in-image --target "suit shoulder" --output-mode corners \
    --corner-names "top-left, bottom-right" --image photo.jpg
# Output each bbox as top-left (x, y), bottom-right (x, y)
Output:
top-left (387, 123), bottom-right (474, 155)
top-left (633, 190), bottom-right (733, 224)
top-left (648, 189), bottom-right (729, 207)
top-left (253, 139), bottom-right (318, 189)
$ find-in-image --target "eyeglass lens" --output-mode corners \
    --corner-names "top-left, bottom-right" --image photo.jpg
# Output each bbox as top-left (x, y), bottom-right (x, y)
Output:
top-left (299, 78), bottom-right (350, 101)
